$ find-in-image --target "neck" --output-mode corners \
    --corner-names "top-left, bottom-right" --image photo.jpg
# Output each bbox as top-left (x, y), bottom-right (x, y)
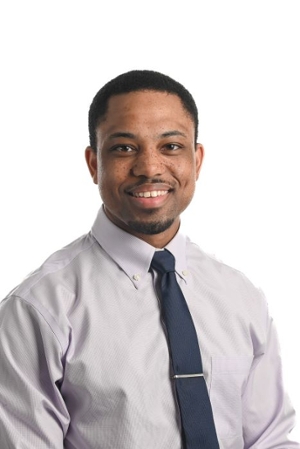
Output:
top-left (102, 207), bottom-right (180, 248)
top-left (132, 226), bottom-right (180, 248)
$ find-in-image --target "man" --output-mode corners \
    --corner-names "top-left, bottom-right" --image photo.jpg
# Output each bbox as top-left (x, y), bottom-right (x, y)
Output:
top-left (0, 70), bottom-right (298, 448)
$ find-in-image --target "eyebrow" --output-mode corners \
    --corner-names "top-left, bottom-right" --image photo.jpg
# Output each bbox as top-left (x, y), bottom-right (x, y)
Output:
top-left (107, 130), bottom-right (187, 140)
top-left (160, 130), bottom-right (187, 138)
top-left (108, 132), bottom-right (136, 140)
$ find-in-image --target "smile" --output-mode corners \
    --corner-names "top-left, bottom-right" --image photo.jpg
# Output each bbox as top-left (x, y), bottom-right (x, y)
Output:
top-left (132, 191), bottom-right (168, 198)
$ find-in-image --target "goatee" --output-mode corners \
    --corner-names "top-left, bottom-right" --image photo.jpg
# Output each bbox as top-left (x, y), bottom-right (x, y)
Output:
top-left (127, 218), bottom-right (175, 235)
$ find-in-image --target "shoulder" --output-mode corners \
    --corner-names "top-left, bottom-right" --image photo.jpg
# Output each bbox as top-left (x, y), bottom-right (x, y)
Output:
top-left (8, 232), bottom-right (97, 299)
top-left (186, 238), bottom-right (268, 316)
top-left (1, 232), bottom-right (103, 352)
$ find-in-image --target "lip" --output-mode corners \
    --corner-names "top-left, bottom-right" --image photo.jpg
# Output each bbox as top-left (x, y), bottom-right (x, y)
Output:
top-left (125, 182), bottom-right (173, 195)
top-left (132, 190), bottom-right (168, 198)
top-left (125, 182), bottom-right (173, 209)
top-left (127, 191), bottom-right (171, 209)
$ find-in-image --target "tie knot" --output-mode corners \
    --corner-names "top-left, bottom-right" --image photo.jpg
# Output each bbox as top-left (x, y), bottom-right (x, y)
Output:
top-left (151, 250), bottom-right (175, 275)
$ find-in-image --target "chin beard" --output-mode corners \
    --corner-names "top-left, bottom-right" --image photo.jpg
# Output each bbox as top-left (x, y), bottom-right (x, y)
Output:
top-left (127, 218), bottom-right (175, 235)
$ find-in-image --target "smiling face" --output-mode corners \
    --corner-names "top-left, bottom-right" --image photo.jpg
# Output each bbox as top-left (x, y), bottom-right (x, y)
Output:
top-left (85, 90), bottom-right (203, 247)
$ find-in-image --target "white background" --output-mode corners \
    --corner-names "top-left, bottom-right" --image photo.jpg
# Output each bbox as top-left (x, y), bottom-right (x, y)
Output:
top-left (0, 0), bottom-right (299, 439)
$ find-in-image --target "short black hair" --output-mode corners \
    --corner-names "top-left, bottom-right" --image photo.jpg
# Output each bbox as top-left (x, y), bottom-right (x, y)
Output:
top-left (88, 70), bottom-right (198, 152)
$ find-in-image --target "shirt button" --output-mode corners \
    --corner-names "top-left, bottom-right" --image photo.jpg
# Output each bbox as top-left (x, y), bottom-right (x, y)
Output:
top-left (133, 274), bottom-right (141, 281)
top-left (182, 270), bottom-right (189, 276)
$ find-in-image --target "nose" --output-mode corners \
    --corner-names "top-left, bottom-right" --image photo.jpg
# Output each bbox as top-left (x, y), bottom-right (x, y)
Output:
top-left (131, 148), bottom-right (165, 178)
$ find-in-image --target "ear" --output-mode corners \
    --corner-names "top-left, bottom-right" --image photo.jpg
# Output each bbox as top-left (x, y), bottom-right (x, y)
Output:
top-left (195, 143), bottom-right (204, 180)
top-left (85, 147), bottom-right (98, 184)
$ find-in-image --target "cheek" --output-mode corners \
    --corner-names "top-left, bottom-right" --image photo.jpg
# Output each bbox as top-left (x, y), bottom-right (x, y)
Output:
top-left (98, 162), bottom-right (129, 192)
top-left (101, 155), bottom-right (131, 173)
top-left (171, 158), bottom-right (197, 183)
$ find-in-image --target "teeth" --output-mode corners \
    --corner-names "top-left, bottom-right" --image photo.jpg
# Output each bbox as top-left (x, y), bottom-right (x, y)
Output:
top-left (134, 190), bottom-right (168, 198)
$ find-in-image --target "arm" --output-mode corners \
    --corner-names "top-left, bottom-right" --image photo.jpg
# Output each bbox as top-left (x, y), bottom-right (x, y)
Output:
top-left (242, 317), bottom-right (299, 448)
top-left (0, 295), bottom-right (69, 448)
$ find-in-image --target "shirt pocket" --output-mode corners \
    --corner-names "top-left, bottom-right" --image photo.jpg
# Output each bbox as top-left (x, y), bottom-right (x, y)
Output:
top-left (209, 355), bottom-right (253, 440)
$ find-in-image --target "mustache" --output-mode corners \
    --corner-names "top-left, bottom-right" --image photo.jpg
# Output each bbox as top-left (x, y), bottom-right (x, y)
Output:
top-left (125, 178), bottom-right (175, 191)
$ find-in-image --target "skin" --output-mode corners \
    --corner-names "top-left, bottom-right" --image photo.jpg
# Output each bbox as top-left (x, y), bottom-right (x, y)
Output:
top-left (85, 90), bottom-right (204, 248)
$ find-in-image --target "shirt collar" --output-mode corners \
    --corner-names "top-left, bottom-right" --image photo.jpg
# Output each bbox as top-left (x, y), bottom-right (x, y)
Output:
top-left (91, 207), bottom-right (189, 288)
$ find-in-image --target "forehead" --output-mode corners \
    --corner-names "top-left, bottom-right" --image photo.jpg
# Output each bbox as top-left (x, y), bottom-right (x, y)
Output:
top-left (98, 91), bottom-right (194, 137)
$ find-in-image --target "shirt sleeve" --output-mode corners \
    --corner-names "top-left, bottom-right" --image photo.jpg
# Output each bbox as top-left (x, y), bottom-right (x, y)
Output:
top-left (242, 316), bottom-right (299, 448)
top-left (0, 295), bottom-right (70, 448)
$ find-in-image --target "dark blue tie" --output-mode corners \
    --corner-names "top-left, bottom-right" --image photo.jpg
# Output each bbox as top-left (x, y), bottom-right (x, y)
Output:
top-left (151, 250), bottom-right (219, 449)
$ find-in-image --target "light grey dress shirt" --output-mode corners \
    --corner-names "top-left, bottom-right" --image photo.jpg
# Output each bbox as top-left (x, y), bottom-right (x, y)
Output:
top-left (0, 208), bottom-right (298, 448)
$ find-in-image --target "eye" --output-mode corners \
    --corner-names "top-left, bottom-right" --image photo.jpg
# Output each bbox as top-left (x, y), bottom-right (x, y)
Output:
top-left (111, 145), bottom-right (135, 153)
top-left (163, 143), bottom-right (181, 151)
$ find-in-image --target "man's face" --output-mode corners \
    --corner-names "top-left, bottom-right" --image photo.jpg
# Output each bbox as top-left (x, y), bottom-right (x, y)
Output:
top-left (86, 90), bottom-right (203, 246)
